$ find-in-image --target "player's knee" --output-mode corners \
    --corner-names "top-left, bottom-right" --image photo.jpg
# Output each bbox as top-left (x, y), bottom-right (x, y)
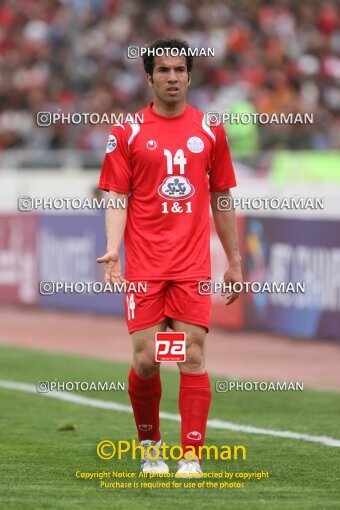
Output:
top-left (134, 351), bottom-right (159, 377)
top-left (180, 338), bottom-right (205, 372)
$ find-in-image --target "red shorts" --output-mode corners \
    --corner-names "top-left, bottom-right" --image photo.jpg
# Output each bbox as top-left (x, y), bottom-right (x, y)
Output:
top-left (124, 280), bottom-right (211, 334)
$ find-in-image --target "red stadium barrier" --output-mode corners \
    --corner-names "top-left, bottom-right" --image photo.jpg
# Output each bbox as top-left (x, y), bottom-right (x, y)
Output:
top-left (0, 213), bottom-right (38, 305)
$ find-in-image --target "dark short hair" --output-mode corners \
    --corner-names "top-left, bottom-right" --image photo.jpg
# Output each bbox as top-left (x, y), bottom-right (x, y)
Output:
top-left (142, 39), bottom-right (193, 75)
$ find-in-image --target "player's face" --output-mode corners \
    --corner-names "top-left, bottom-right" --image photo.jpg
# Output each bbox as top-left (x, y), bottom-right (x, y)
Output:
top-left (148, 56), bottom-right (190, 107)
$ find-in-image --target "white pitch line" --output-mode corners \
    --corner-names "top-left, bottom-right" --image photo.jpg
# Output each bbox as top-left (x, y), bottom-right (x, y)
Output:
top-left (1, 380), bottom-right (340, 448)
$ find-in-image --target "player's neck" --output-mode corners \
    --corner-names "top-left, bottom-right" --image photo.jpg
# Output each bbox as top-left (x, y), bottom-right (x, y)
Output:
top-left (151, 99), bottom-right (186, 117)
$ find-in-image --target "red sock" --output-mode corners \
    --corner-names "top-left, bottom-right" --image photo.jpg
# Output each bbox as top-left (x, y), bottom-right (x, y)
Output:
top-left (128, 366), bottom-right (162, 442)
top-left (179, 371), bottom-right (211, 461)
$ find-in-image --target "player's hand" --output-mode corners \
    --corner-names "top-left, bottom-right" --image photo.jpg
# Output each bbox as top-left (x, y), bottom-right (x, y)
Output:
top-left (96, 250), bottom-right (129, 285)
top-left (222, 262), bottom-right (243, 306)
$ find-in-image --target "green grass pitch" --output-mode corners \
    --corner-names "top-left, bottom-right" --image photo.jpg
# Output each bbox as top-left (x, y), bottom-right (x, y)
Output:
top-left (0, 345), bottom-right (339, 510)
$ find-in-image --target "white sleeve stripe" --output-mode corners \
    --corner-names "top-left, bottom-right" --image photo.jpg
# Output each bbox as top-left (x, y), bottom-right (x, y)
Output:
top-left (202, 117), bottom-right (216, 142)
top-left (128, 123), bottom-right (141, 145)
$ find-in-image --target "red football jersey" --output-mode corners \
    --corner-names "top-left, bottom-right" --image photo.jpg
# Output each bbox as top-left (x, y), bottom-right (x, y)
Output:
top-left (98, 102), bottom-right (236, 279)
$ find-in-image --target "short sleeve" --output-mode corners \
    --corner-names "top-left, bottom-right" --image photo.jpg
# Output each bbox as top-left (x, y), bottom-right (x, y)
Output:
top-left (209, 124), bottom-right (237, 191)
top-left (98, 125), bottom-right (132, 194)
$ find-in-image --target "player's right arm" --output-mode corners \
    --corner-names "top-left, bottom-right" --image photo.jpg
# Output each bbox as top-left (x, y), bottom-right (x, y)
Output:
top-left (96, 125), bottom-right (132, 284)
top-left (96, 190), bottom-right (128, 284)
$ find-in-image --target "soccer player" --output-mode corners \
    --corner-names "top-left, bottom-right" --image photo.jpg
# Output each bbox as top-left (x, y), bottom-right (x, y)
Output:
top-left (97, 39), bottom-right (242, 478)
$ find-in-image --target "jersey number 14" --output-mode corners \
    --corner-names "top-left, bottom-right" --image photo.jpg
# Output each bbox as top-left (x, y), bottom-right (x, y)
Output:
top-left (164, 149), bottom-right (187, 174)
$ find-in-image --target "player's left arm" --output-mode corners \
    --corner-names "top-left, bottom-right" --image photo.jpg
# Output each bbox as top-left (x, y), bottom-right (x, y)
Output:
top-left (209, 123), bottom-right (242, 305)
top-left (210, 189), bottom-right (242, 305)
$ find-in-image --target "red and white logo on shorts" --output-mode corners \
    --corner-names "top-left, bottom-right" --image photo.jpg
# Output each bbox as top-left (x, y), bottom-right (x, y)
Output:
top-left (155, 332), bottom-right (186, 362)
top-left (138, 424), bottom-right (152, 431)
top-left (187, 431), bottom-right (202, 441)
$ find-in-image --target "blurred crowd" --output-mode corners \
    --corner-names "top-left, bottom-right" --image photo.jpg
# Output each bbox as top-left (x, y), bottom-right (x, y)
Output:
top-left (0, 0), bottom-right (339, 154)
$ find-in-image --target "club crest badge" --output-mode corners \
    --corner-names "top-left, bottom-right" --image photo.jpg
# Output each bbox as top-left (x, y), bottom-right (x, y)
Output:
top-left (158, 176), bottom-right (195, 200)
top-left (106, 134), bottom-right (117, 153)
top-left (187, 136), bottom-right (204, 153)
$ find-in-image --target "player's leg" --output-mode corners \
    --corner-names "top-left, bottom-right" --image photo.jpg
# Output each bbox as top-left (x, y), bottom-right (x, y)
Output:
top-left (126, 282), bottom-right (167, 441)
top-left (173, 320), bottom-right (211, 477)
top-left (126, 280), bottom-right (166, 438)
top-left (164, 281), bottom-right (212, 477)
top-left (129, 321), bottom-right (166, 445)
top-left (125, 282), bottom-right (169, 473)
top-left (128, 321), bottom-right (169, 474)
